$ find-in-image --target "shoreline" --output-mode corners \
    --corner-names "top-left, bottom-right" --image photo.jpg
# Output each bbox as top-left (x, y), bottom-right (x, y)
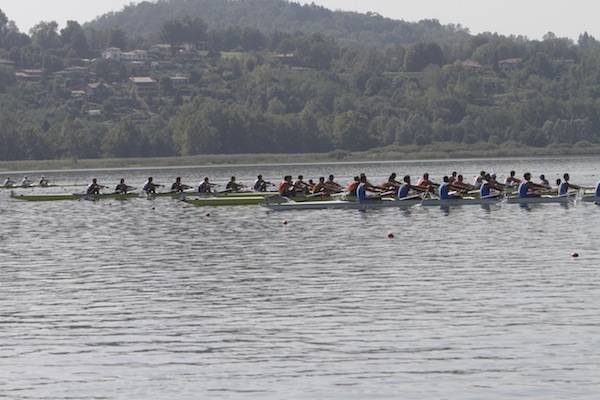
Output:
top-left (1, 144), bottom-right (599, 174)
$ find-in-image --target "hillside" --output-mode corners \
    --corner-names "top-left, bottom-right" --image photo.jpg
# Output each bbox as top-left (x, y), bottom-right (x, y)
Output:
top-left (1, 4), bottom-right (600, 162)
top-left (85, 0), bottom-right (470, 47)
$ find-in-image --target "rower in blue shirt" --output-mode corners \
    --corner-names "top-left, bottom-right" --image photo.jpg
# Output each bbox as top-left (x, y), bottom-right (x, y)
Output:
top-left (397, 175), bottom-right (422, 199)
top-left (518, 172), bottom-right (540, 198)
top-left (596, 180), bottom-right (600, 198)
top-left (560, 173), bottom-right (582, 196)
top-left (439, 176), bottom-right (461, 200)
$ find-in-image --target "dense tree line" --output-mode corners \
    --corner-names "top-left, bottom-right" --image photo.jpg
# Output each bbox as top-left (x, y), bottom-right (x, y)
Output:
top-left (2, 2), bottom-right (600, 160)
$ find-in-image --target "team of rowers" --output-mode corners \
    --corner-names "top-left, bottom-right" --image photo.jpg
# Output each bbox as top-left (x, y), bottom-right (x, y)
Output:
top-left (2, 176), bottom-right (49, 188)
top-left (77, 170), bottom-right (594, 199)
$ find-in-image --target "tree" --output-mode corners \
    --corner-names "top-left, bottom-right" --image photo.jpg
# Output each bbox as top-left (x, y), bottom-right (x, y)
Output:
top-left (404, 42), bottom-right (444, 72)
top-left (30, 21), bottom-right (60, 51)
top-left (333, 111), bottom-right (372, 150)
top-left (60, 21), bottom-right (89, 57)
top-left (160, 20), bottom-right (186, 53)
top-left (182, 16), bottom-right (207, 48)
top-left (108, 28), bottom-right (127, 49)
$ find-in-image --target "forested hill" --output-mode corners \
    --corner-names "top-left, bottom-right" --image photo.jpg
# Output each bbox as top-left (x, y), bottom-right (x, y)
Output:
top-left (85, 0), bottom-right (470, 47)
top-left (2, 2), bottom-right (600, 162)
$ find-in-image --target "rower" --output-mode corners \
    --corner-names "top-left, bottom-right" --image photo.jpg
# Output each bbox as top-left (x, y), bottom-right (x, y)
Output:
top-left (225, 176), bottom-right (244, 192)
top-left (347, 176), bottom-right (360, 197)
top-left (198, 177), bottom-right (214, 194)
top-left (143, 177), bottom-right (162, 194)
top-left (278, 175), bottom-right (295, 197)
top-left (86, 178), bottom-right (104, 195)
top-left (480, 174), bottom-right (503, 198)
top-left (596, 179), bottom-right (600, 198)
top-left (539, 174), bottom-right (550, 188)
top-left (561, 173), bottom-right (582, 194)
top-left (556, 178), bottom-right (564, 196)
top-left (115, 178), bottom-right (134, 194)
top-left (453, 175), bottom-right (476, 191)
top-left (253, 175), bottom-right (271, 192)
top-left (397, 175), bottom-right (422, 199)
top-left (472, 171), bottom-right (486, 189)
top-left (360, 173), bottom-right (384, 192)
top-left (439, 176), bottom-right (461, 200)
top-left (294, 175), bottom-right (310, 194)
top-left (21, 176), bottom-right (33, 187)
top-left (171, 177), bottom-right (192, 193)
top-left (504, 170), bottom-right (520, 187)
top-left (3, 177), bottom-right (15, 187)
top-left (39, 176), bottom-right (50, 187)
top-left (307, 179), bottom-right (316, 192)
top-left (312, 177), bottom-right (328, 194)
top-left (416, 173), bottom-right (436, 193)
top-left (381, 173), bottom-right (402, 191)
top-left (356, 175), bottom-right (379, 202)
top-left (517, 172), bottom-right (540, 198)
top-left (448, 171), bottom-right (458, 184)
top-left (325, 175), bottom-right (344, 193)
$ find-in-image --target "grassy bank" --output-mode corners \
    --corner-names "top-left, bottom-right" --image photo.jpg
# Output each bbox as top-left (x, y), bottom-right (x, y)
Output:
top-left (1, 142), bottom-right (600, 173)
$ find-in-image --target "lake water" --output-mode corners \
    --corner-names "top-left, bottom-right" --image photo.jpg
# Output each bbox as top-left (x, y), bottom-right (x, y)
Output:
top-left (2, 156), bottom-right (600, 399)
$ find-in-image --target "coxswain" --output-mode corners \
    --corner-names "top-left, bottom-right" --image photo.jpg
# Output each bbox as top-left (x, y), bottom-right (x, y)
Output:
top-left (439, 176), bottom-right (461, 200)
top-left (278, 176), bottom-right (295, 197)
top-left (39, 176), bottom-right (50, 187)
top-left (86, 178), bottom-right (105, 195)
top-left (325, 175), bottom-right (344, 193)
top-left (143, 177), bottom-right (162, 194)
top-left (171, 177), bottom-right (192, 193)
top-left (504, 170), bottom-right (520, 187)
top-left (3, 177), bottom-right (15, 187)
top-left (539, 174), bottom-right (550, 188)
top-left (381, 173), bottom-right (402, 191)
top-left (198, 177), bottom-right (214, 194)
top-left (347, 176), bottom-right (360, 196)
top-left (294, 175), bottom-right (310, 194)
top-left (517, 172), bottom-right (540, 198)
top-left (559, 173), bottom-right (582, 196)
top-left (115, 178), bottom-right (134, 194)
top-left (225, 176), bottom-right (244, 192)
top-left (253, 175), bottom-right (270, 192)
top-left (20, 176), bottom-right (33, 187)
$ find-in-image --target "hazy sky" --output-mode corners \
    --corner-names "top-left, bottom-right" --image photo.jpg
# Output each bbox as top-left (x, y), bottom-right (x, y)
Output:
top-left (0, 0), bottom-right (596, 40)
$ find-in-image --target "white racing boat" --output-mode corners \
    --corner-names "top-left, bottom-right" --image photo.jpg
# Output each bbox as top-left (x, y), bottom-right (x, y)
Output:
top-left (580, 195), bottom-right (599, 203)
top-left (264, 197), bottom-right (422, 211)
top-left (421, 196), bottom-right (502, 207)
top-left (505, 193), bottom-right (576, 204)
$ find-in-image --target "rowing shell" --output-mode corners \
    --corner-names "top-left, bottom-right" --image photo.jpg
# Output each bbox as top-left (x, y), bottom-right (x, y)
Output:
top-left (10, 192), bottom-right (139, 202)
top-left (264, 198), bottom-right (422, 211)
top-left (505, 194), bottom-right (575, 204)
top-left (421, 197), bottom-right (502, 207)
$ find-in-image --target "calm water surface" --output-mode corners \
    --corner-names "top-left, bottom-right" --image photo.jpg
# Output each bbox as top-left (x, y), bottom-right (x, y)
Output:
top-left (2, 156), bottom-right (600, 399)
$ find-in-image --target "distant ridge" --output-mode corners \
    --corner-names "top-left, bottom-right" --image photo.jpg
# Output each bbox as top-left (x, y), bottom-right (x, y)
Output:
top-left (85, 0), bottom-right (470, 46)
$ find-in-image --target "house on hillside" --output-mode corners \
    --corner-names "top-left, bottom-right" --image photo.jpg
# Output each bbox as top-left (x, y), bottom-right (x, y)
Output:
top-left (0, 59), bottom-right (15, 67)
top-left (15, 69), bottom-right (43, 83)
top-left (102, 47), bottom-right (122, 61)
top-left (456, 59), bottom-right (484, 69)
top-left (129, 76), bottom-right (158, 97)
top-left (498, 58), bottom-right (522, 70)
